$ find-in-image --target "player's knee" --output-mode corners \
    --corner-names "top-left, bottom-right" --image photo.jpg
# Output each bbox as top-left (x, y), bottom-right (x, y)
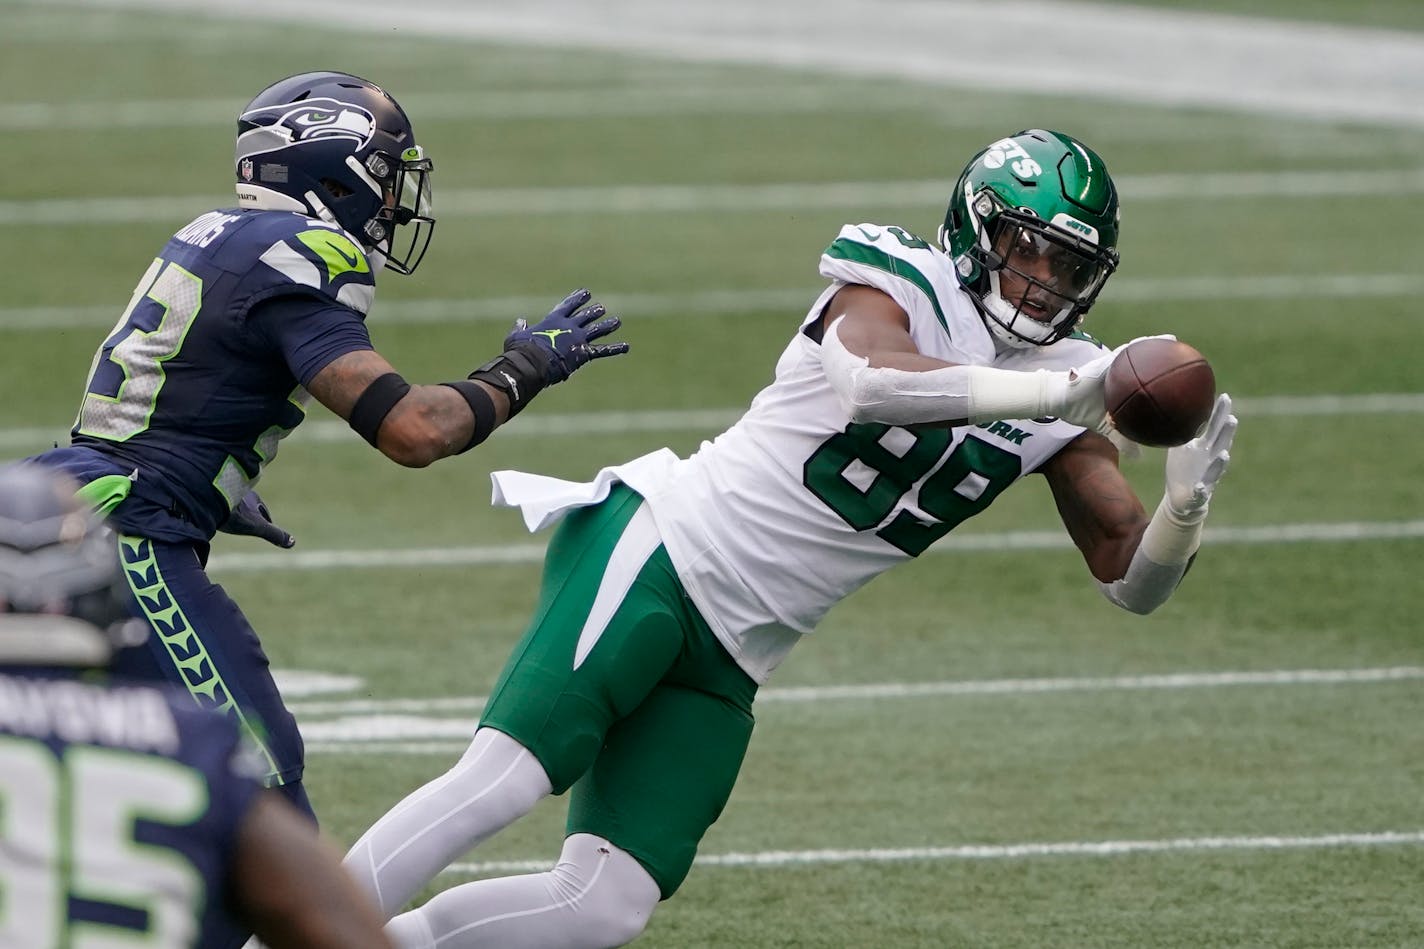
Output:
top-left (440, 728), bottom-right (552, 830)
top-left (553, 834), bottom-right (660, 948)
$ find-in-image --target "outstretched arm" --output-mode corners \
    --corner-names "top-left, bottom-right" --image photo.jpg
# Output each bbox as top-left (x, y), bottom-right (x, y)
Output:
top-left (1042, 395), bottom-right (1237, 614)
top-left (306, 348), bottom-right (497, 467)
top-left (817, 285), bottom-right (1162, 432)
top-left (1040, 430), bottom-right (1149, 583)
top-left (306, 288), bottom-right (628, 468)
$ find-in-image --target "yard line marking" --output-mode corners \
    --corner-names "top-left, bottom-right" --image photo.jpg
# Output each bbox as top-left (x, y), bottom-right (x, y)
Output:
top-left (4, 393), bottom-right (1424, 456)
top-left (0, 84), bottom-right (972, 131)
top-left (47, 0), bottom-right (1424, 127)
top-left (7, 273), bottom-right (1423, 332)
top-left (196, 518), bottom-right (1424, 575)
top-left (10, 170), bottom-right (1424, 226)
top-left (439, 831), bottom-right (1424, 876)
top-left (292, 665), bottom-right (1424, 723)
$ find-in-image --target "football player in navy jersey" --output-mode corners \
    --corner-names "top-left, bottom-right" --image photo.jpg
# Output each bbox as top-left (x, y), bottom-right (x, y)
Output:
top-left (0, 464), bottom-right (394, 949)
top-left (25, 71), bottom-right (629, 819)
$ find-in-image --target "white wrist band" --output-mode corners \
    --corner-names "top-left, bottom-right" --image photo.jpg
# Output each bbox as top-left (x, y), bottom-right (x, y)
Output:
top-left (965, 365), bottom-right (1064, 423)
top-left (1096, 496), bottom-right (1206, 614)
top-left (1139, 495), bottom-right (1206, 565)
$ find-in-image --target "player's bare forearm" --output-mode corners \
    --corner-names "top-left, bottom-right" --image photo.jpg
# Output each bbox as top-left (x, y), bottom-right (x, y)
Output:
top-left (1041, 431), bottom-right (1149, 582)
top-left (306, 349), bottom-right (512, 467)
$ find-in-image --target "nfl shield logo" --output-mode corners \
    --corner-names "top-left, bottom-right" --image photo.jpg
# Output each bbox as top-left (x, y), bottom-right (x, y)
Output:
top-left (240, 158), bottom-right (254, 182)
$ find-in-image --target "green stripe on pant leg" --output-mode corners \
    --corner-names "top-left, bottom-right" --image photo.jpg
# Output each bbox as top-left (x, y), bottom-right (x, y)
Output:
top-left (118, 533), bottom-right (282, 783)
top-left (481, 485), bottom-right (687, 793)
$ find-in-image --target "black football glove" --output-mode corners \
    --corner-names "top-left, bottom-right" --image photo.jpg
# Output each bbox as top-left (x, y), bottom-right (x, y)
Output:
top-left (504, 288), bottom-right (629, 385)
top-left (219, 491), bottom-right (295, 549)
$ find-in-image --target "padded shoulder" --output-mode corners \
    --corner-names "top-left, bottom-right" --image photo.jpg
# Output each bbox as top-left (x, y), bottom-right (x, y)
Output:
top-left (221, 210), bottom-right (377, 315)
top-left (819, 223), bottom-right (994, 364)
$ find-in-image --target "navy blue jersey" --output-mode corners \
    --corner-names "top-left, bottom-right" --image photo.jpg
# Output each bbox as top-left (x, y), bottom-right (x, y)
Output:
top-left (0, 668), bottom-right (265, 947)
top-left (38, 209), bottom-right (376, 542)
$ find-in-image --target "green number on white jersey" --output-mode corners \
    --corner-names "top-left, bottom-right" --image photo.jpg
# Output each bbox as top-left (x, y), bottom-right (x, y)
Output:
top-left (804, 423), bottom-right (1020, 555)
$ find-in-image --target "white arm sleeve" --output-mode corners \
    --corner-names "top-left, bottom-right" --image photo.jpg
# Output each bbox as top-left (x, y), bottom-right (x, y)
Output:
top-left (1096, 497), bottom-right (1206, 615)
top-left (820, 316), bottom-right (1072, 426)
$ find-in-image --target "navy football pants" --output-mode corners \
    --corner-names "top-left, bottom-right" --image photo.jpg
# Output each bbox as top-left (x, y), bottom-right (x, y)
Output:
top-left (111, 534), bottom-right (314, 821)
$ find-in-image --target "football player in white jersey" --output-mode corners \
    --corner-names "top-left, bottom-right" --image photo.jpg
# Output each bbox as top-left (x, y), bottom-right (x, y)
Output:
top-left (343, 129), bottom-right (1238, 949)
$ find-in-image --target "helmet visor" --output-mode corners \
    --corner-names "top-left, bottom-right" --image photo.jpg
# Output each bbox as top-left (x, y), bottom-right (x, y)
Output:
top-left (977, 209), bottom-right (1118, 345)
top-left (383, 146), bottom-right (435, 274)
top-left (991, 216), bottom-right (1113, 308)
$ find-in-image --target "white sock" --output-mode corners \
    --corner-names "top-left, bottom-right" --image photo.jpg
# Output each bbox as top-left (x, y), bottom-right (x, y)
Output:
top-left (395, 834), bottom-right (661, 949)
top-left (344, 728), bottom-right (553, 917)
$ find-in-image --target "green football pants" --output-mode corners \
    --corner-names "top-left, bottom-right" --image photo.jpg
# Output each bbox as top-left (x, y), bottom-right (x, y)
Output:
top-left (480, 484), bottom-right (758, 898)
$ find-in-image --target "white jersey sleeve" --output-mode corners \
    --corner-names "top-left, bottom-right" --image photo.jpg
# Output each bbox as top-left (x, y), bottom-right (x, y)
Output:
top-left (816, 223), bottom-right (996, 367)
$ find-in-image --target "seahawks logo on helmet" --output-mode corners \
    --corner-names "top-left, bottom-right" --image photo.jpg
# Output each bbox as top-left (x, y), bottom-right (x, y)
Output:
top-left (237, 98), bottom-right (376, 155)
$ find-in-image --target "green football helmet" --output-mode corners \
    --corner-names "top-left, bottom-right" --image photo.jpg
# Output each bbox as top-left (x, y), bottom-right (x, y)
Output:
top-left (940, 129), bottom-right (1121, 348)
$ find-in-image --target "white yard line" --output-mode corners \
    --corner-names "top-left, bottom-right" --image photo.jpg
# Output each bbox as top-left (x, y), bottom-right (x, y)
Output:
top-left (0, 84), bottom-right (984, 131)
top-left (10, 170), bottom-right (1424, 226)
top-left (193, 518), bottom-right (1424, 576)
top-left (293, 665), bottom-right (1424, 723)
top-left (442, 830), bottom-right (1424, 877)
top-left (6, 273), bottom-right (1424, 332)
top-left (5, 394), bottom-right (1424, 457)
top-left (39, 0), bottom-right (1424, 127)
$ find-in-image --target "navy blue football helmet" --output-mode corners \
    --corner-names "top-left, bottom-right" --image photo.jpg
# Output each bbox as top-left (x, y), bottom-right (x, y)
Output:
top-left (0, 465), bottom-right (144, 666)
top-left (235, 71), bottom-right (435, 274)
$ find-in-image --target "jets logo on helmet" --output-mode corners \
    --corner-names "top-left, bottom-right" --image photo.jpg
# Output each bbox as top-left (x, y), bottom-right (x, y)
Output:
top-left (979, 137), bottom-right (1046, 180)
top-left (233, 71), bottom-right (436, 275)
top-left (940, 129), bottom-right (1120, 349)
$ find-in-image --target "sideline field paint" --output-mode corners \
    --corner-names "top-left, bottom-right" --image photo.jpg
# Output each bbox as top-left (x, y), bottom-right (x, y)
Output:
top-left (41, 0), bottom-right (1424, 127)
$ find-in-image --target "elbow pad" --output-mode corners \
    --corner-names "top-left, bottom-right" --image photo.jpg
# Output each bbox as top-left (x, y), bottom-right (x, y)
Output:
top-left (1096, 552), bottom-right (1190, 615)
top-left (1097, 497), bottom-right (1206, 614)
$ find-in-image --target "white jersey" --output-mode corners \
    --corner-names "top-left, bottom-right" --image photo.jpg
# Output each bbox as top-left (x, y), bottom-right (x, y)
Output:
top-left (498, 224), bottom-right (1107, 684)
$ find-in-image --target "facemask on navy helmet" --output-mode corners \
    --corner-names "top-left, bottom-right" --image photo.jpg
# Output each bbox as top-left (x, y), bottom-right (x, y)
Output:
top-left (0, 465), bottom-right (146, 667)
top-left (940, 129), bottom-right (1120, 348)
top-left (235, 71), bottom-right (435, 275)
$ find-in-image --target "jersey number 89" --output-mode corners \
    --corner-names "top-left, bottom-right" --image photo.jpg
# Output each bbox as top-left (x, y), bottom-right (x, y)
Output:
top-left (805, 422), bottom-right (1021, 556)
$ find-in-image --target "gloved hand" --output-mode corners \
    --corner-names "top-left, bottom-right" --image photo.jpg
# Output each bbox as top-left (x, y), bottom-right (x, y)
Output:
top-left (1050, 334), bottom-right (1178, 433)
top-left (219, 491), bottom-right (295, 549)
top-left (1163, 393), bottom-right (1237, 519)
top-left (504, 288), bottom-right (629, 385)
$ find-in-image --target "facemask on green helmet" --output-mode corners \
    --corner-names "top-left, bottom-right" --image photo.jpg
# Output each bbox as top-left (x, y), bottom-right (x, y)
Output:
top-left (939, 129), bottom-right (1121, 348)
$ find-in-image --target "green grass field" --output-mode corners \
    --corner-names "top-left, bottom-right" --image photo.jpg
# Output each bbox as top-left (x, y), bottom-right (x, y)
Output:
top-left (3, 1), bottom-right (1423, 945)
